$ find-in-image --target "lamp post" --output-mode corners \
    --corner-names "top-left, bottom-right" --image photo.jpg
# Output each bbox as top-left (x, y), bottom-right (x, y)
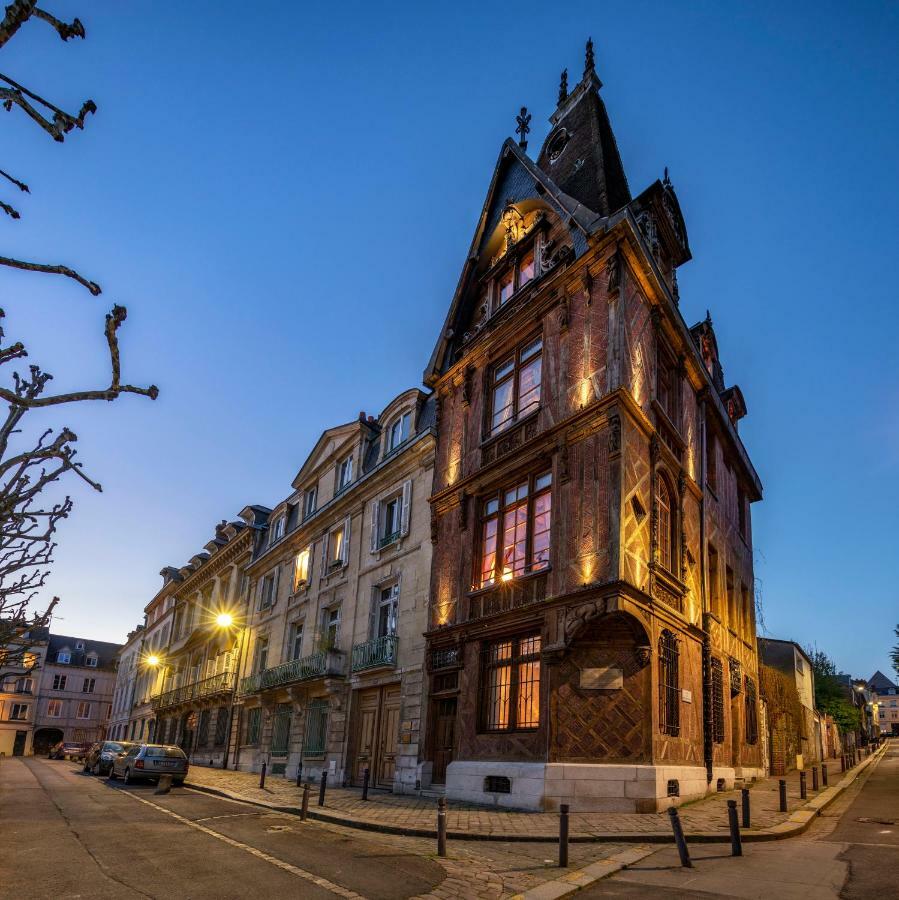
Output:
top-left (221, 617), bottom-right (249, 770)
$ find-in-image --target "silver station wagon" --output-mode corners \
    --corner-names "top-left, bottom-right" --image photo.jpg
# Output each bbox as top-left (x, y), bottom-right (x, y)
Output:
top-left (108, 743), bottom-right (189, 786)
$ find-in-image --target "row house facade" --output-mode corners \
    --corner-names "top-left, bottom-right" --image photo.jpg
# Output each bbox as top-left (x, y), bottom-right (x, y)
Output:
top-left (235, 389), bottom-right (435, 792)
top-left (108, 625), bottom-right (144, 741)
top-left (0, 630), bottom-right (47, 756)
top-left (150, 509), bottom-right (269, 767)
top-left (422, 43), bottom-right (764, 812)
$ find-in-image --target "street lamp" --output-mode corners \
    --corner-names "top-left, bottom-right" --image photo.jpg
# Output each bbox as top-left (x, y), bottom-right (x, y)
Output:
top-left (215, 612), bottom-right (234, 629)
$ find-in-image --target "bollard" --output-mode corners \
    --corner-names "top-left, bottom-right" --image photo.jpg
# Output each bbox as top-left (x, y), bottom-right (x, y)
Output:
top-left (812, 766), bottom-right (818, 791)
top-left (559, 804), bottom-right (570, 868)
top-left (296, 764), bottom-right (303, 787)
top-left (840, 754), bottom-right (846, 773)
top-left (300, 783), bottom-right (310, 821)
top-left (799, 770), bottom-right (807, 800)
top-left (155, 774), bottom-right (172, 795)
top-left (741, 787), bottom-right (750, 828)
top-left (362, 767), bottom-right (370, 802)
top-left (727, 799), bottom-right (743, 857)
top-left (822, 763), bottom-right (828, 787)
top-left (667, 807), bottom-right (692, 868)
top-left (318, 770), bottom-right (328, 807)
top-left (437, 797), bottom-right (447, 858)
top-left (259, 761), bottom-right (267, 790)
top-left (779, 779), bottom-right (787, 812)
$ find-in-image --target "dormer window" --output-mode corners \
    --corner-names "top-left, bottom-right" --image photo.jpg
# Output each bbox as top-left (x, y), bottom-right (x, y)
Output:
top-left (495, 245), bottom-right (537, 312)
top-left (271, 516), bottom-right (285, 545)
top-left (498, 269), bottom-right (514, 307)
top-left (57, 651), bottom-right (71, 664)
top-left (386, 412), bottom-right (411, 453)
top-left (86, 655), bottom-right (98, 668)
top-left (337, 455), bottom-right (354, 492)
top-left (75, 641), bottom-right (85, 651)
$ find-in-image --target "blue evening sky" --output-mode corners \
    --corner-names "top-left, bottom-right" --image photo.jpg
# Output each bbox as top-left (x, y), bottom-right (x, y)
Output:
top-left (4, 1), bottom-right (897, 679)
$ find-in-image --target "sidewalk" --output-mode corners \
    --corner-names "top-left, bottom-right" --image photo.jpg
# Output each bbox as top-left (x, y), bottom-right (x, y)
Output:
top-left (185, 746), bottom-right (884, 844)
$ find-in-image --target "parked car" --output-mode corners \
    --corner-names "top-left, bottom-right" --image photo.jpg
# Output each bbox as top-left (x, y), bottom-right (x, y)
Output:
top-left (49, 740), bottom-right (93, 760)
top-left (108, 744), bottom-right (189, 786)
top-left (83, 740), bottom-right (137, 776)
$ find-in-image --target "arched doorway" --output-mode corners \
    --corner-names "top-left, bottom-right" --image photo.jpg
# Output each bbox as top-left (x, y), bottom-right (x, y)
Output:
top-left (550, 612), bottom-right (652, 763)
top-left (33, 727), bottom-right (64, 756)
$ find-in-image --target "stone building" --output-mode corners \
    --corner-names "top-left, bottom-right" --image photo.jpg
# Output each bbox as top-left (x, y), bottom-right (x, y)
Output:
top-left (422, 42), bottom-right (763, 812)
top-left (0, 629), bottom-right (47, 756)
top-left (235, 390), bottom-right (435, 792)
top-left (150, 509), bottom-right (269, 767)
top-left (108, 625), bottom-right (144, 741)
top-left (868, 670), bottom-right (899, 736)
top-left (31, 632), bottom-right (121, 753)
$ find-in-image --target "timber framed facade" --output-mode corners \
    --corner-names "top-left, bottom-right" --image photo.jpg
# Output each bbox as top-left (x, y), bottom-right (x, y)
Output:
top-left (422, 42), bottom-right (764, 812)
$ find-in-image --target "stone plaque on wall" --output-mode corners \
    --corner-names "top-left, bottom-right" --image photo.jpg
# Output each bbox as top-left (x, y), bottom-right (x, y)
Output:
top-left (580, 667), bottom-right (623, 690)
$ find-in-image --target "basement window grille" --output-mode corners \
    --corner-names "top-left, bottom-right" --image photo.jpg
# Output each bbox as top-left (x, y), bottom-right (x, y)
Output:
top-left (484, 776), bottom-right (511, 794)
top-left (745, 677), bottom-right (759, 745)
top-left (667, 779), bottom-right (680, 797)
top-left (711, 657), bottom-right (725, 744)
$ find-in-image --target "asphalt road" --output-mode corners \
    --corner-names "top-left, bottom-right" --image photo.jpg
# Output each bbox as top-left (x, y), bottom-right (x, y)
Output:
top-left (0, 756), bottom-right (445, 899)
top-left (579, 740), bottom-right (899, 899)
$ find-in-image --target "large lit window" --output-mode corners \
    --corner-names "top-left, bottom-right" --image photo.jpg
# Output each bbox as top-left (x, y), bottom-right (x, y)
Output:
top-left (481, 634), bottom-right (541, 732)
top-left (293, 547), bottom-right (310, 590)
top-left (489, 338), bottom-right (543, 435)
top-left (386, 412), bottom-right (411, 452)
top-left (479, 472), bottom-right (551, 588)
top-left (328, 523), bottom-right (346, 567)
top-left (658, 630), bottom-right (679, 736)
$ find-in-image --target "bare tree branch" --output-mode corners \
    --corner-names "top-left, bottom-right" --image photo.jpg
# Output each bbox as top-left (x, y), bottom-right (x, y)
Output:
top-left (0, 168), bottom-right (29, 193)
top-left (0, 1), bottom-right (37, 51)
top-left (32, 8), bottom-right (84, 41)
top-left (0, 255), bottom-right (101, 294)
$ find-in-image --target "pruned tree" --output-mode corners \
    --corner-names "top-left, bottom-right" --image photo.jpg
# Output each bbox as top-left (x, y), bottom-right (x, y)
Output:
top-left (0, 2), bottom-right (156, 666)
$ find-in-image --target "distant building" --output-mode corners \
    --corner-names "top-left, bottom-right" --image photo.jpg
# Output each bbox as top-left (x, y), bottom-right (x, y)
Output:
top-left (108, 625), bottom-right (144, 741)
top-left (0, 629), bottom-right (47, 756)
top-left (31, 632), bottom-right (121, 753)
top-left (868, 670), bottom-right (899, 736)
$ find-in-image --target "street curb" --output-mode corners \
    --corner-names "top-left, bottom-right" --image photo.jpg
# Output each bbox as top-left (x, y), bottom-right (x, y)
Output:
top-left (184, 745), bottom-right (886, 846)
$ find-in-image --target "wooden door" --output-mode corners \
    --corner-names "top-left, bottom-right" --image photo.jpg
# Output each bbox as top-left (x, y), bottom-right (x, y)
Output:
top-left (354, 688), bottom-right (379, 784)
top-left (376, 686), bottom-right (401, 787)
top-left (432, 697), bottom-right (456, 784)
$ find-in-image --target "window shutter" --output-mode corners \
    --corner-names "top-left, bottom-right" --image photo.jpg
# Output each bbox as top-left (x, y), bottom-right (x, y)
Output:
top-left (273, 565), bottom-right (281, 606)
top-left (400, 480), bottom-right (412, 536)
top-left (321, 533), bottom-right (329, 571)
top-left (369, 590), bottom-right (379, 640)
top-left (342, 515), bottom-right (351, 564)
top-left (370, 500), bottom-right (380, 553)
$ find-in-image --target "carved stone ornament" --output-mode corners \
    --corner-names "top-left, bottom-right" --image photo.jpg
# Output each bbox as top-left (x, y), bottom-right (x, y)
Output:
top-left (558, 292), bottom-right (569, 331)
top-left (607, 413), bottom-right (621, 454)
top-left (650, 433), bottom-right (661, 464)
top-left (458, 490), bottom-right (468, 531)
top-left (607, 250), bottom-right (620, 295)
top-left (635, 644), bottom-right (652, 667)
top-left (434, 394), bottom-right (443, 432)
top-left (557, 438), bottom-right (570, 483)
top-left (582, 268), bottom-right (593, 306)
top-left (564, 597), bottom-right (611, 644)
top-left (462, 366), bottom-right (474, 406)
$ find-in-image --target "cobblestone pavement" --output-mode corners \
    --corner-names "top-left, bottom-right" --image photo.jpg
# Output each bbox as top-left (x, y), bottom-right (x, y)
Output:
top-left (184, 754), bottom-right (870, 840)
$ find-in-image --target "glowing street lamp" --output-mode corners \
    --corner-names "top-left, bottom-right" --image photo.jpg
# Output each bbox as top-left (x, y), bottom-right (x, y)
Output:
top-left (146, 654), bottom-right (160, 667)
top-left (215, 612), bottom-right (234, 629)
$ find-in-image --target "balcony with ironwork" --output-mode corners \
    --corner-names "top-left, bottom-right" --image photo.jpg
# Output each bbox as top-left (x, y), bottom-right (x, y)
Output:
top-left (350, 634), bottom-right (398, 673)
top-left (150, 671), bottom-right (236, 712)
top-left (239, 649), bottom-right (344, 696)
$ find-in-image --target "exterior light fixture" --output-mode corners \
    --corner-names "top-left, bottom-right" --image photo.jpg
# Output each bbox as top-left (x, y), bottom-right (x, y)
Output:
top-left (146, 655), bottom-right (160, 667)
top-left (215, 612), bottom-right (234, 628)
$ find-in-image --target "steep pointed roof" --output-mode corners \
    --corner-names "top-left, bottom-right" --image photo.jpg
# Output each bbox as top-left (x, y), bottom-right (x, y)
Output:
top-left (536, 46), bottom-right (630, 217)
top-left (868, 670), bottom-right (898, 693)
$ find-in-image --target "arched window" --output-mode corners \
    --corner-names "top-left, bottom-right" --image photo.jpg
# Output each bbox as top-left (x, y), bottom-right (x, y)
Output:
top-left (656, 475), bottom-right (675, 573)
top-left (659, 630), bottom-right (680, 736)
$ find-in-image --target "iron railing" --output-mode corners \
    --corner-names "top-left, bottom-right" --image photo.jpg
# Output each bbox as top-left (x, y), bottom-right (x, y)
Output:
top-left (239, 650), bottom-right (343, 695)
top-left (351, 634), bottom-right (398, 672)
top-left (150, 671), bottom-right (236, 711)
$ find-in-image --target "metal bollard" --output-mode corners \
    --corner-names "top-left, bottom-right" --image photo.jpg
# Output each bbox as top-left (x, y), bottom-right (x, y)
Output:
top-left (559, 803), bottom-right (570, 868)
top-left (259, 761), bottom-right (267, 790)
top-left (799, 770), bottom-right (807, 800)
top-left (741, 787), bottom-right (750, 828)
top-left (727, 799), bottom-right (743, 857)
top-left (812, 767), bottom-right (818, 791)
top-left (779, 779), bottom-right (787, 812)
top-left (296, 764), bottom-right (303, 787)
top-left (667, 806), bottom-right (692, 868)
top-left (300, 783), bottom-right (310, 821)
top-left (362, 767), bottom-right (370, 802)
top-left (840, 754), bottom-right (846, 773)
top-left (437, 797), bottom-right (447, 857)
top-left (822, 763), bottom-right (828, 787)
top-left (318, 770), bottom-right (328, 807)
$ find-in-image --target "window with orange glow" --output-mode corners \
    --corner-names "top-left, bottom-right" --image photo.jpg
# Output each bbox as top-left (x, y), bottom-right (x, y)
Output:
top-left (489, 337), bottom-right (542, 436)
top-left (498, 269), bottom-right (514, 306)
top-left (482, 634), bottom-right (541, 732)
top-left (518, 250), bottom-right (535, 288)
top-left (478, 472), bottom-right (552, 588)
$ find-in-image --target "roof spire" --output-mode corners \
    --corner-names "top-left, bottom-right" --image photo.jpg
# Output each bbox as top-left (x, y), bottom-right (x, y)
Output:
top-left (584, 37), bottom-right (595, 78)
top-left (663, 166), bottom-right (672, 187)
top-left (558, 68), bottom-right (568, 105)
top-left (515, 106), bottom-right (531, 151)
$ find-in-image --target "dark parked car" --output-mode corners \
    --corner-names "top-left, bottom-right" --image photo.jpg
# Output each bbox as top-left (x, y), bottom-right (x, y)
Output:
top-left (49, 740), bottom-right (92, 760)
top-left (108, 744), bottom-right (189, 786)
top-left (83, 740), bottom-right (137, 776)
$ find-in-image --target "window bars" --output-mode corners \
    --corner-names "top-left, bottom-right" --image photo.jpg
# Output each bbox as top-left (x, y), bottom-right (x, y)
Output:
top-left (659, 630), bottom-right (680, 736)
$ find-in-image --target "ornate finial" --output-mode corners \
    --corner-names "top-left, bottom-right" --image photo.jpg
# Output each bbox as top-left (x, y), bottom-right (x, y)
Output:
top-left (515, 106), bottom-right (531, 151)
top-left (558, 68), bottom-right (569, 105)
top-left (663, 166), bottom-right (672, 187)
top-left (584, 37), bottom-right (595, 76)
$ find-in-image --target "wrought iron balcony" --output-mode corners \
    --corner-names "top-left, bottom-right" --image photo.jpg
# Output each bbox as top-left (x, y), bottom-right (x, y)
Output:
top-left (351, 634), bottom-right (398, 673)
top-left (239, 649), bottom-right (344, 695)
top-left (150, 671), bottom-right (236, 711)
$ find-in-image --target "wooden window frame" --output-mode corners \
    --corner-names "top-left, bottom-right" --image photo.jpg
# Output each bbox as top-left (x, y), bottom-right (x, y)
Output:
top-left (655, 473), bottom-right (676, 575)
top-left (476, 471), bottom-right (552, 588)
top-left (479, 633), bottom-right (542, 733)
top-left (487, 336), bottom-right (543, 438)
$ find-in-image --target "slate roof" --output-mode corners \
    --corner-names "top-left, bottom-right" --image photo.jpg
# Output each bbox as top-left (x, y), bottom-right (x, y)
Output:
top-left (868, 670), bottom-right (898, 693)
top-left (47, 632), bottom-right (122, 670)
